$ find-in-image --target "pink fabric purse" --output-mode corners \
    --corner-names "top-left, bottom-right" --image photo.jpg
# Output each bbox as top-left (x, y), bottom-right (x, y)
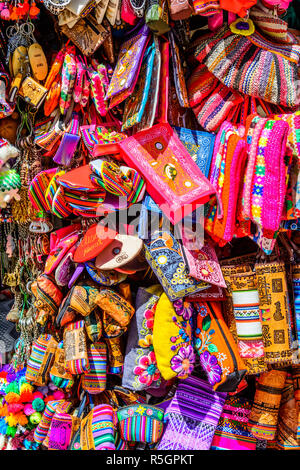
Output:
top-left (119, 123), bottom-right (216, 225)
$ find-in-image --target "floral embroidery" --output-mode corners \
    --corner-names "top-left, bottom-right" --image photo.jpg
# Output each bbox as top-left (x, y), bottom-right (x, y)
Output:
top-left (199, 351), bottom-right (222, 385)
top-left (133, 296), bottom-right (161, 390)
top-left (144, 305), bottom-right (156, 329)
top-left (173, 299), bottom-right (194, 320)
top-left (138, 334), bottom-right (153, 349)
top-left (169, 300), bottom-right (195, 379)
top-left (134, 351), bottom-right (161, 386)
top-left (170, 345), bottom-right (195, 378)
top-left (194, 305), bottom-right (227, 386)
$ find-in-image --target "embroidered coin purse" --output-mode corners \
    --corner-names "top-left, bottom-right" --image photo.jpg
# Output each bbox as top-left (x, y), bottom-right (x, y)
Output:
top-left (144, 230), bottom-right (209, 301)
top-left (106, 24), bottom-right (151, 107)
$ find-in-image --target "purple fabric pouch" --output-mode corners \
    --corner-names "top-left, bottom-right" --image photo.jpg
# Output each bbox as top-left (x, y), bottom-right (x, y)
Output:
top-left (53, 133), bottom-right (80, 166)
top-left (156, 375), bottom-right (226, 450)
top-left (105, 24), bottom-right (150, 104)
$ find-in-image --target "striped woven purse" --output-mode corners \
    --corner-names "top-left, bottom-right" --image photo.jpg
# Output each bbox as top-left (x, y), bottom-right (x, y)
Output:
top-left (82, 342), bottom-right (107, 394)
top-left (80, 404), bottom-right (117, 450)
top-left (117, 404), bottom-right (164, 443)
top-left (25, 334), bottom-right (58, 386)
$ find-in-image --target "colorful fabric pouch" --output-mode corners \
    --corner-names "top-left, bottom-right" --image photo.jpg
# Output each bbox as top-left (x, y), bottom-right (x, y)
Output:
top-left (135, 36), bottom-right (161, 132)
top-left (51, 186), bottom-right (74, 219)
top-left (122, 41), bottom-right (155, 131)
top-left (54, 244), bottom-right (77, 287)
top-left (44, 231), bottom-right (79, 275)
top-left (145, 0), bottom-right (170, 35)
top-left (102, 313), bottom-right (126, 375)
top-left (80, 404), bottom-right (117, 450)
top-left (192, 0), bottom-right (220, 15)
top-left (122, 285), bottom-right (163, 391)
top-left (292, 264), bottom-right (300, 349)
top-left (170, 0), bottom-right (194, 20)
top-left (80, 123), bottom-right (123, 156)
top-left (49, 341), bottom-right (74, 390)
top-left (95, 288), bottom-right (134, 328)
top-left (119, 122), bottom-right (216, 225)
top-left (69, 285), bottom-right (99, 317)
top-left (250, 5), bottom-right (291, 43)
top-left (32, 274), bottom-right (63, 325)
top-left (255, 261), bottom-right (293, 365)
top-left (205, 123), bottom-right (248, 244)
top-left (195, 25), bottom-right (300, 107)
top-left (89, 159), bottom-right (145, 203)
top-left (156, 375), bottom-right (226, 450)
top-left (82, 342), bottom-right (107, 394)
top-left (57, 171), bottom-right (107, 215)
top-left (182, 243), bottom-right (227, 287)
top-left (105, 24), bottom-right (150, 107)
top-left (45, 170), bottom-right (66, 213)
top-left (63, 320), bottom-right (90, 375)
top-left (117, 404), bottom-right (164, 443)
top-left (169, 31), bottom-right (189, 108)
top-left (25, 334), bottom-right (58, 386)
top-left (193, 301), bottom-right (247, 392)
top-left (56, 288), bottom-right (78, 328)
top-left (84, 309), bottom-right (103, 343)
top-left (144, 230), bottom-right (209, 301)
top-left (33, 400), bottom-right (65, 445)
top-left (229, 272), bottom-right (265, 359)
top-left (47, 405), bottom-right (80, 451)
top-left (28, 168), bottom-right (59, 213)
top-left (153, 293), bottom-right (195, 381)
top-left (85, 262), bottom-right (127, 286)
top-left (187, 63), bottom-right (219, 108)
top-left (211, 396), bottom-right (257, 450)
top-left (173, 126), bottom-right (215, 178)
top-left (192, 82), bottom-right (243, 133)
top-left (276, 373), bottom-right (300, 450)
top-left (248, 369), bottom-right (287, 440)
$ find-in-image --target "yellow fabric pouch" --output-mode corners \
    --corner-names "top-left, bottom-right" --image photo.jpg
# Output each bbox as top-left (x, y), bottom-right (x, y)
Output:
top-left (153, 293), bottom-right (195, 381)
